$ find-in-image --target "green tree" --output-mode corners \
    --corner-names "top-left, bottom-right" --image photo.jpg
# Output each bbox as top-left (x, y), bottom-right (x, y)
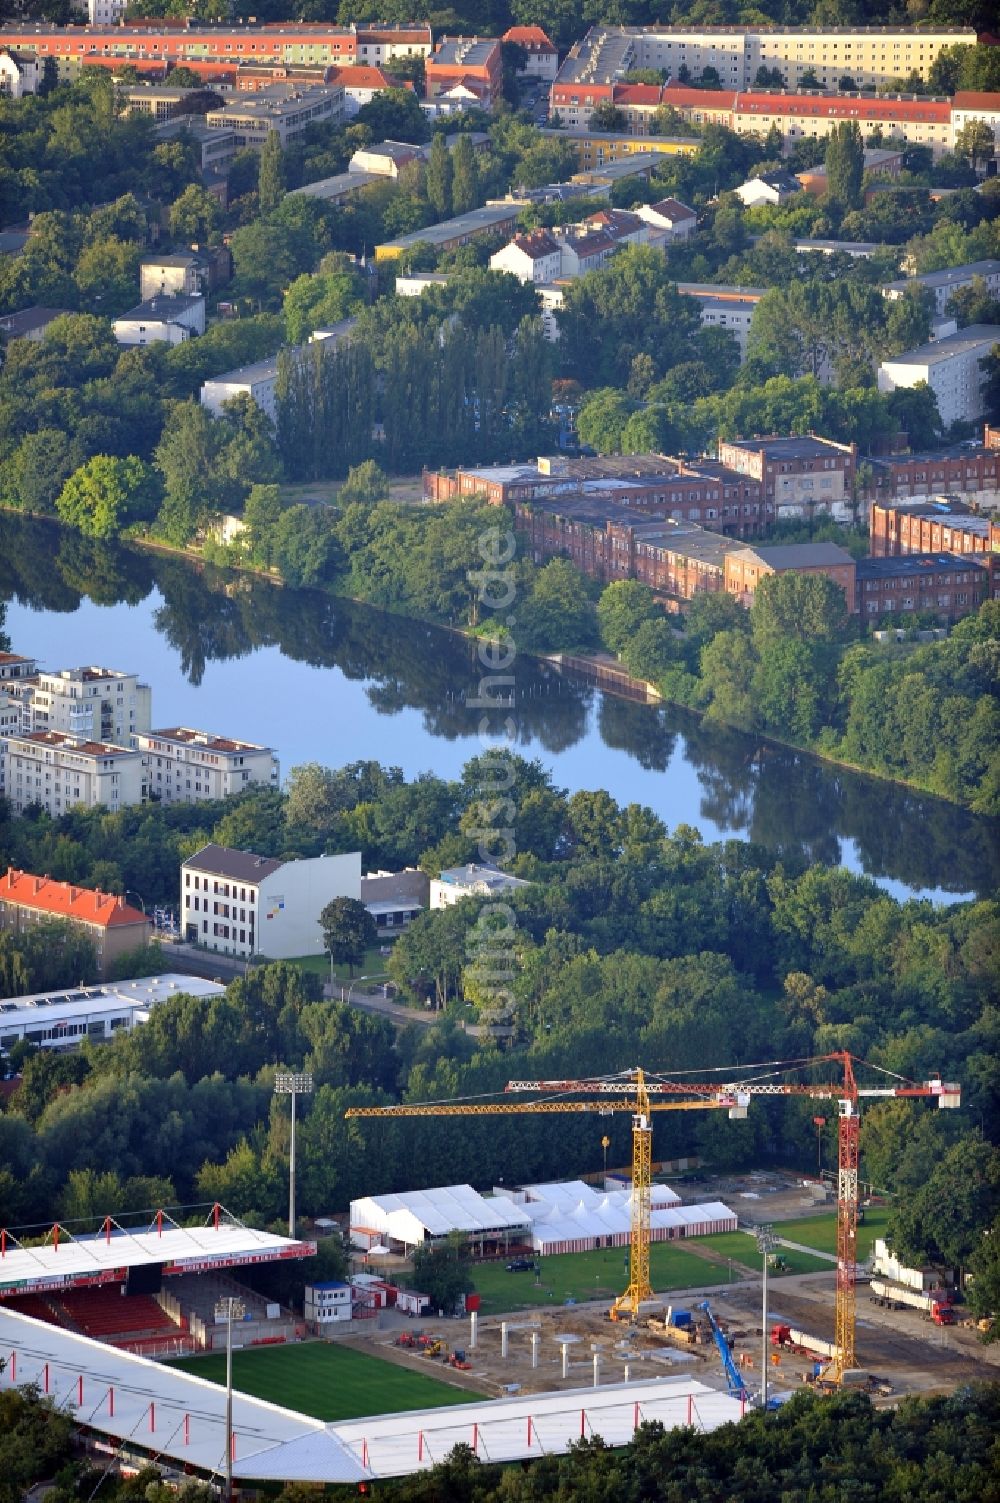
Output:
top-left (450, 135), bottom-right (480, 216)
top-left (700, 629), bottom-right (757, 727)
top-left (168, 182), bottom-right (221, 244)
top-left (517, 559), bottom-right (596, 651)
top-left (824, 121), bottom-right (864, 209)
top-left (3, 429), bottom-right (78, 515)
top-left (590, 102), bottom-right (627, 132)
top-left (750, 572), bottom-right (849, 649)
top-left (340, 459), bottom-right (390, 505)
top-left (241, 482), bottom-right (287, 566)
top-left (55, 454), bottom-right (160, 538)
top-left (597, 580), bottom-right (660, 656)
top-left (966, 1212), bottom-right (1000, 1339)
top-left (425, 131), bottom-right (453, 219)
top-left (258, 130), bottom-right (287, 217)
top-left (319, 896), bottom-right (377, 976)
top-left (412, 1231), bottom-right (474, 1313)
top-left (955, 119), bottom-right (996, 172)
top-left (282, 263), bottom-right (363, 344)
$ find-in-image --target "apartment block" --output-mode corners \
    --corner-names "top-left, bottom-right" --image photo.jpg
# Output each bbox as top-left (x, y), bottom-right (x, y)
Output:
top-left (0, 652), bottom-right (39, 683)
top-left (490, 229), bottom-right (563, 284)
top-left (181, 843), bottom-right (361, 960)
top-left (112, 292), bottom-right (206, 348)
top-left (0, 46), bottom-right (40, 96)
top-left (0, 869), bottom-right (152, 979)
top-left (676, 283), bottom-right (765, 361)
top-left (137, 727), bottom-right (279, 805)
top-left (3, 731), bottom-right (147, 817)
top-left (878, 325), bottom-right (1000, 429)
top-left (7, 665), bottom-right (152, 747)
top-left (882, 259), bottom-right (1000, 319)
top-left (717, 435), bottom-right (858, 521)
top-left (501, 25), bottom-right (558, 81)
top-left (424, 35), bottom-right (502, 109)
top-left (550, 25), bottom-right (975, 99)
top-left (375, 203), bottom-right (520, 263)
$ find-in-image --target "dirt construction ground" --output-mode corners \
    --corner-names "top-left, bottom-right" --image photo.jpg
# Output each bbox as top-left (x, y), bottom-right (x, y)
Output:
top-left (351, 1269), bottom-right (1000, 1408)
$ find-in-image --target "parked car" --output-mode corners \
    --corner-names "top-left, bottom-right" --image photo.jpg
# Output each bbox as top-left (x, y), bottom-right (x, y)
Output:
top-left (506, 1258), bottom-right (535, 1272)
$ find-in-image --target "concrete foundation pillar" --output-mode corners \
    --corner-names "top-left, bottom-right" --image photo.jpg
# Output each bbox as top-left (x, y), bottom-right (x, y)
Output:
top-left (469, 1311), bottom-right (478, 1350)
top-left (561, 1342), bottom-right (570, 1379)
top-left (501, 1322), bottom-right (508, 1359)
top-left (593, 1352), bottom-right (600, 1388)
top-left (531, 1332), bottom-right (540, 1369)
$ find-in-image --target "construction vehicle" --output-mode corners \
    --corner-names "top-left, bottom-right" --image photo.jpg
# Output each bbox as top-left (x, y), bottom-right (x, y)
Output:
top-left (771, 1324), bottom-right (839, 1362)
top-left (869, 1279), bottom-right (956, 1324)
top-left (347, 1052), bottom-right (960, 1371)
top-left (448, 1350), bottom-right (472, 1370)
top-left (698, 1301), bottom-right (749, 1401)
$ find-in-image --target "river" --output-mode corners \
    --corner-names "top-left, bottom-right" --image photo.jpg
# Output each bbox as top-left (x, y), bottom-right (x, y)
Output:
top-left (0, 517), bottom-right (995, 903)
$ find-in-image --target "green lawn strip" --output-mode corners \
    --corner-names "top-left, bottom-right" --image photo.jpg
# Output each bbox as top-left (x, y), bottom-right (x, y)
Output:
top-left (286, 948), bottom-right (389, 986)
top-left (469, 1243), bottom-right (721, 1316)
top-left (769, 1207), bottom-right (891, 1261)
top-left (697, 1231), bottom-right (832, 1276)
top-left (169, 1342), bottom-right (471, 1423)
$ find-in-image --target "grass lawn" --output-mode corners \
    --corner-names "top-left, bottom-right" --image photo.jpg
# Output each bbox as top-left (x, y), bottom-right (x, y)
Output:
top-left (469, 1243), bottom-right (721, 1316)
top-left (770, 1207), bottom-right (891, 1262)
top-left (170, 1342), bottom-right (472, 1423)
top-left (287, 947), bottom-right (390, 988)
top-left (698, 1231), bottom-right (832, 1276)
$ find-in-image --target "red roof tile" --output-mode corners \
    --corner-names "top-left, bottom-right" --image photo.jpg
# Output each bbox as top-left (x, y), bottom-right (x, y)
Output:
top-left (0, 869), bottom-right (149, 929)
top-left (502, 25), bottom-right (556, 51)
top-left (951, 91), bottom-right (1000, 110)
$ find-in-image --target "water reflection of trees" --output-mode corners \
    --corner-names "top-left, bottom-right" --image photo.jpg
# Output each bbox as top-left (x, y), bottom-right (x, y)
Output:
top-left (2, 515), bottom-right (996, 898)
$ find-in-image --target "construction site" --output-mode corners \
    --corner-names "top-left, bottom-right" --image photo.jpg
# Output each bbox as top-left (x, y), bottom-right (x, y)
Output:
top-left (341, 1052), bottom-right (999, 1415)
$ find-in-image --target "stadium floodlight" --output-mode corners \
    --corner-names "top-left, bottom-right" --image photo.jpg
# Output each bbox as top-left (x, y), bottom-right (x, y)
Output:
top-left (214, 1296), bottom-right (246, 1503)
top-left (756, 1224), bottom-right (778, 1411)
top-left (273, 1072), bottom-right (313, 1240)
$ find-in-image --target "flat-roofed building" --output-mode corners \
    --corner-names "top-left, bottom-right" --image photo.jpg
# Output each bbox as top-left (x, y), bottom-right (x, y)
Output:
top-left (0, 652), bottom-right (38, 684)
top-left (137, 727), bottom-right (279, 804)
top-left (676, 282), bottom-right (764, 361)
top-left (866, 443), bottom-right (1000, 511)
top-left (717, 434), bottom-right (858, 521)
top-left (2, 731), bottom-right (147, 817)
top-left (181, 843), bottom-right (361, 960)
top-left (878, 324), bottom-right (1000, 428)
top-left (120, 83), bottom-right (206, 118)
top-left (0, 868), bottom-right (152, 976)
top-left (430, 864), bottom-right (531, 908)
top-left (201, 353), bottom-right (284, 421)
top-left (855, 553), bottom-right (990, 621)
top-left (5, 664), bottom-right (151, 747)
top-left (882, 259), bottom-right (1000, 318)
top-left (361, 868), bottom-right (429, 937)
top-left (290, 169), bottom-right (377, 202)
top-left (375, 203), bottom-right (520, 263)
top-left (0, 973), bottom-right (224, 1055)
top-left (206, 83), bottom-right (344, 147)
top-left (868, 497), bottom-right (1000, 562)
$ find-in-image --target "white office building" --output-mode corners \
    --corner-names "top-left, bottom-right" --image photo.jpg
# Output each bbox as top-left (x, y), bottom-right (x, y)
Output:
top-left (3, 731), bottom-right (147, 817)
top-left (878, 324), bottom-right (1000, 429)
top-left (137, 727), bottom-right (279, 805)
top-left (181, 843), bottom-right (361, 960)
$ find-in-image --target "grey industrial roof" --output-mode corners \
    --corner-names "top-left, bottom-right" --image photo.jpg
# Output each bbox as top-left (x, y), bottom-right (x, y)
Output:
top-left (115, 293), bottom-right (203, 322)
top-left (736, 541), bottom-right (855, 568)
top-left (183, 843), bottom-right (284, 882)
top-left (883, 258), bottom-right (1000, 295)
top-left (724, 434), bottom-right (846, 459)
top-left (856, 553), bottom-right (988, 579)
top-left (378, 203), bottom-right (517, 251)
top-left (291, 170), bottom-right (376, 199)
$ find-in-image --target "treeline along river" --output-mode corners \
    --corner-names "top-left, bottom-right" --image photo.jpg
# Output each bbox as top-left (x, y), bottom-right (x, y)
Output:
top-left (1, 515), bottom-right (996, 902)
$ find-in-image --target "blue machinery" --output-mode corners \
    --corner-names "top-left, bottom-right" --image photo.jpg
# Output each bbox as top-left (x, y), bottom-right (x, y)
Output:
top-left (697, 1300), bottom-right (749, 1400)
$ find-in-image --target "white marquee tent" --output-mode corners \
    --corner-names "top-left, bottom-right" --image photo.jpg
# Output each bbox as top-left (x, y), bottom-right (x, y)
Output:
top-left (491, 1182), bottom-right (737, 1257)
top-left (350, 1185), bottom-right (531, 1253)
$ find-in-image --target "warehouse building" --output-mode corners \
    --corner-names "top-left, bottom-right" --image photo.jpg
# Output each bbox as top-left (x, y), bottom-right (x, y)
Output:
top-left (0, 973), bottom-right (224, 1055)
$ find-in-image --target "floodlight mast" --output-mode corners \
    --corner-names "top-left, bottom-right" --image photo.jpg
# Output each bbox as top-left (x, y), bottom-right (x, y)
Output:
top-left (273, 1072), bottom-right (313, 1239)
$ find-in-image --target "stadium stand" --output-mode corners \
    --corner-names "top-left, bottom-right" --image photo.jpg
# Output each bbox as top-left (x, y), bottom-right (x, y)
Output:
top-left (53, 1289), bottom-right (183, 1345)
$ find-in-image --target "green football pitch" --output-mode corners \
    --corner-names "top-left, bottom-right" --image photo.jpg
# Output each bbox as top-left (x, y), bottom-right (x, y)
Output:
top-left (170, 1341), bottom-right (475, 1423)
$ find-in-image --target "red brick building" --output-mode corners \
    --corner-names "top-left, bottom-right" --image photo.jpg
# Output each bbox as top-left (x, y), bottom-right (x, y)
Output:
top-left (855, 555), bottom-right (990, 621)
top-left (0, 869), bottom-right (152, 979)
top-left (724, 542), bottom-right (858, 613)
top-left (866, 445), bottom-right (1000, 509)
top-left (717, 435), bottom-right (858, 523)
top-left (869, 498), bottom-right (1000, 559)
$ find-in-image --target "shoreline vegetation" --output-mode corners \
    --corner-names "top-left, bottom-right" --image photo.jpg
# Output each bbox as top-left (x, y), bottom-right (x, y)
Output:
top-left (3, 502), bottom-right (992, 823)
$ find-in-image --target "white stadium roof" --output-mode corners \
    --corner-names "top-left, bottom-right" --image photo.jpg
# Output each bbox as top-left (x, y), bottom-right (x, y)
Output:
top-left (0, 1305), bottom-right (748, 1483)
top-left (0, 1218), bottom-right (315, 1297)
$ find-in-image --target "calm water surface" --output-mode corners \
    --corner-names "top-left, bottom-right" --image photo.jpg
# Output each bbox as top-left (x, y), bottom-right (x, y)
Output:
top-left (1, 517), bottom-right (995, 903)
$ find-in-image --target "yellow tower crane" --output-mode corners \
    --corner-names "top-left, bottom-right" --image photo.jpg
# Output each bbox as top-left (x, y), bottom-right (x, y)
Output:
top-left (345, 1067), bottom-right (746, 1321)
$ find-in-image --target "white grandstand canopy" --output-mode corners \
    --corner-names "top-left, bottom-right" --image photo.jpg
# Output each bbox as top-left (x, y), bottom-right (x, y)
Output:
top-left (0, 1218), bottom-right (315, 1297)
top-left (0, 1306), bottom-right (747, 1482)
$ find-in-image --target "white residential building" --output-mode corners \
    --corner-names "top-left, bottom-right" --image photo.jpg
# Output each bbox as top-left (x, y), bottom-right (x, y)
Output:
top-left (181, 843), bottom-right (361, 960)
top-left (113, 293), bottom-right (205, 348)
top-left (950, 91), bottom-right (1000, 151)
top-left (201, 354), bottom-right (283, 422)
top-left (5, 665), bottom-right (152, 748)
top-left (882, 259), bottom-right (1000, 319)
top-left (537, 283), bottom-right (565, 342)
top-left (429, 864), bottom-right (531, 909)
top-left (877, 324), bottom-right (1000, 429)
top-left (3, 731), bottom-right (147, 817)
top-left (0, 652), bottom-right (38, 684)
top-left (137, 727), bottom-right (279, 805)
top-left (348, 140), bottom-right (423, 178)
top-left (734, 172), bottom-right (802, 207)
top-left (489, 229), bottom-right (562, 284)
top-left (676, 283), bottom-right (765, 362)
top-left (0, 47), bottom-right (40, 97)
top-left (84, 0), bottom-right (128, 23)
top-left (501, 26), bottom-right (559, 81)
top-left (636, 196), bottom-right (696, 239)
